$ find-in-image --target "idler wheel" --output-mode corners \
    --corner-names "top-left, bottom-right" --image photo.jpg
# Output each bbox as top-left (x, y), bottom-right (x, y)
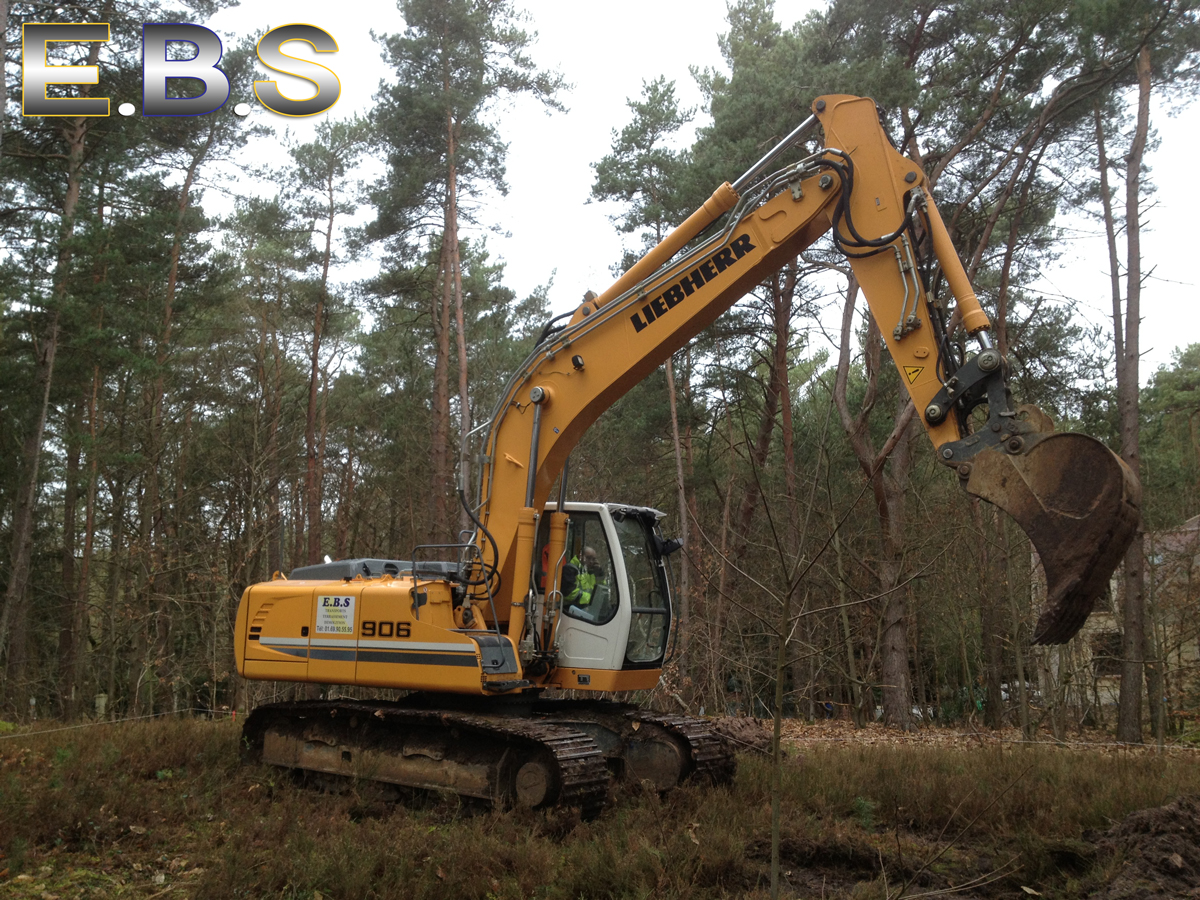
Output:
top-left (513, 757), bottom-right (556, 807)
top-left (623, 735), bottom-right (686, 790)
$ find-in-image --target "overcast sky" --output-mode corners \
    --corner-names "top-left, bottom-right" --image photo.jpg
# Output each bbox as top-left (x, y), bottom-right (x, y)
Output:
top-left (206, 0), bottom-right (1197, 379)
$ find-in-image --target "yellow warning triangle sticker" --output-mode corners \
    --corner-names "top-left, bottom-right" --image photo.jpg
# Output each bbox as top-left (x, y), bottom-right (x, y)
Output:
top-left (903, 366), bottom-right (924, 384)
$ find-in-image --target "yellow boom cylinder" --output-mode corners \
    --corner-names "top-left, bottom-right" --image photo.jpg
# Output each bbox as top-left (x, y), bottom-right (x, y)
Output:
top-left (545, 512), bottom-right (568, 598)
top-left (590, 182), bottom-right (740, 311)
top-left (508, 507), bottom-right (537, 645)
top-left (922, 189), bottom-right (991, 335)
top-left (543, 511), bottom-right (569, 645)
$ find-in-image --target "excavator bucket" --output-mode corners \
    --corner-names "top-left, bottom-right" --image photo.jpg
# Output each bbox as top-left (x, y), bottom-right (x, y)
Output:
top-left (964, 432), bottom-right (1141, 645)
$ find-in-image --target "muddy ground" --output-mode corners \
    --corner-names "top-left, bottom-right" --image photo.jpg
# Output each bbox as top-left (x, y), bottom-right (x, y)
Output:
top-left (1086, 795), bottom-right (1200, 899)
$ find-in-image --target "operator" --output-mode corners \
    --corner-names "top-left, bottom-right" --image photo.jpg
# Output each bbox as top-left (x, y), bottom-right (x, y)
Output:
top-left (565, 546), bottom-right (608, 621)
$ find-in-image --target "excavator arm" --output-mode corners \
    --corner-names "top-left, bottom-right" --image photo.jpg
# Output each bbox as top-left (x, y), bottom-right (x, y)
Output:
top-left (471, 94), bottom-right (1139, 648)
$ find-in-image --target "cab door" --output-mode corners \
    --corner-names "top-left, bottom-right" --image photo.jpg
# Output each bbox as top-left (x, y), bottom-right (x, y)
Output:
top-left (548, 508), bottom-right (628, 671)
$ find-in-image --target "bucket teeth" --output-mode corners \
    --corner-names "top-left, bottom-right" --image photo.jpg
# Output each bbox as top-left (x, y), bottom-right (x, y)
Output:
top-left (965, 432), bottom-right (1141, 645)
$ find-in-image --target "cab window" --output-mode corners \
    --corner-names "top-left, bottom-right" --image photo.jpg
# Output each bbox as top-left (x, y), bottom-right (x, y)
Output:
top-left (535, 512), bottom-right (618, 627)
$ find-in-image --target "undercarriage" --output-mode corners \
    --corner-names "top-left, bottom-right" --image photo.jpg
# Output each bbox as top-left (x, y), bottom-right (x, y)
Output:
top-left (241, 694), bottom-right (735, 816)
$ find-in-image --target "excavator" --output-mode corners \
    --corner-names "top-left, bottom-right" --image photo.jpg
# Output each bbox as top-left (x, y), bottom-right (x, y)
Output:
top-left (234, 95), bottom-right (1139, 815)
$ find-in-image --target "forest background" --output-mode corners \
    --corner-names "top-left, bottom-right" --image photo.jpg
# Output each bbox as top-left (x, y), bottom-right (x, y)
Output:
top-left (0, 0), bottom-right (1198, 746)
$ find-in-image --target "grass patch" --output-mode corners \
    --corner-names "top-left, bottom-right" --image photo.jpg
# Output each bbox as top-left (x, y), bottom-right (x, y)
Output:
top-left (1, 717), bottom-right (1197, 898)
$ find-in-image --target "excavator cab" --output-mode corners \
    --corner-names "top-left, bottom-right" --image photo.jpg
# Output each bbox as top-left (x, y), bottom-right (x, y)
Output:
top-left (533, 503), bottom-right (674, 673)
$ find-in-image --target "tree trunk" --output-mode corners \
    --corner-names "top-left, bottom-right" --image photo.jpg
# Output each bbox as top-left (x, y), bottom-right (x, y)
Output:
top-left (711, 398), bottom-right (738, 709)
top-left (304, 291), bottom-right (326, 563)
top-left (1115, 46), bottom-right (1151, 745)
top-left (292, 471), bottom-right (305, 571)
top-left (68, 362), bottom-right (103, 719)
top-left (147, 125), bottom-right (213, 713)
top-left (317, 366), bottom-right (332, 551)
top-left (980, 505), bottom-right (1006, 729)
top-left (1008, 528), bottom-right (1033, 741)
top-left (448, 114), bottom-right (471, 536)
top-left (430, 229), bottom-right (453, 541)
top-left (56, 402), bottom-right (82, 716)
top-left (664, 356), bottom-right (690, 657)
top-left (830, 519), bottom-right (864, 727)
top-left (769, 578), bottom-right (792, 900)
top-left (1145, 552), bottom-right (1165, 747)
top-left (105, 475), bottom-right (127, 717)
top-left (305, 170), bottom-right (336, 565)
top-left (776, 264), bottom-right (800, 556)
top-left (1, 314), bottom-right (60, 714)
top-left (336, 426), bottom-right (356, 558)
top-left (0, 0), bottom-right (7, 149)
top-left (1, 94), bottom-right (96, 712)
top-left (724, 270), bottom-right (795, 577)
top-left (832, 276), bottom-right (916, 730)
top-left (264, 287), bottom-right (285, 578)
top-left (879, 399), bottom-right (916, 731)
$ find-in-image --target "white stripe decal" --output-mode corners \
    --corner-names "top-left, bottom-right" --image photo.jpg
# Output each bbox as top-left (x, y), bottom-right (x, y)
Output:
top-left (260, 637), bottom-right (309, 647)
top-left (357, 640), bottom-right (475, 652)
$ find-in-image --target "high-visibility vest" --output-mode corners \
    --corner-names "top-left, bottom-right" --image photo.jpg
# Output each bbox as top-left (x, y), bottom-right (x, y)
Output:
top-left (567, 556), bottom-right (596, 606)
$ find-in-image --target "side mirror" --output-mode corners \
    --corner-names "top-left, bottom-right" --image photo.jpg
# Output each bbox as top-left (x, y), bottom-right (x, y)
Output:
top-left (654, 536), bottom-right (684, 557)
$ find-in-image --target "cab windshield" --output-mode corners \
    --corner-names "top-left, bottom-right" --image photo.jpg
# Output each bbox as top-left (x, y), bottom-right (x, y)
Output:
top-left (612, 513), bottom-right (671, 665)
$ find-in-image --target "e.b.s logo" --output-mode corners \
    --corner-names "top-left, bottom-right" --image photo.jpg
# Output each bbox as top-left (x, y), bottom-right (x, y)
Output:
top-left (23, 22), bottom-right (340, 118)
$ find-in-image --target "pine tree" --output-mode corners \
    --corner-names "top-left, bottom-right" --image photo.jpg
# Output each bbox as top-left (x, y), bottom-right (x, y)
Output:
top-left (368, 0), bottom-right (564, 539)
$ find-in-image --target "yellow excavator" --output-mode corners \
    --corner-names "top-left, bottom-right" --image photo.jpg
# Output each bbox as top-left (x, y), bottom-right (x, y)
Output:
top-left (234, 95), bottom-right (1139, 814)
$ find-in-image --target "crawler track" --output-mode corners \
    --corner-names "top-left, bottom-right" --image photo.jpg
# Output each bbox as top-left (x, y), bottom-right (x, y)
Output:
top-left (242, 697), bottom-right (734, 816)
top-left (242, 699), bottom-right (609, 816)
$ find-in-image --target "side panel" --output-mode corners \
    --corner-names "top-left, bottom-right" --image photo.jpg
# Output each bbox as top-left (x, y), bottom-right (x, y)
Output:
top-left (238, 576), bottom-right (492, 694)
top-left (354, 580), bottom-right (482, 692)
top-left (234, 586), bottom-right (251, 674)
top-left (240, 582), bottom-right (314, 682)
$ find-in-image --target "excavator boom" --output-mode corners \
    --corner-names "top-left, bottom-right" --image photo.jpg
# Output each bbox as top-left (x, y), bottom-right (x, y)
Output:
top-left (473, 94), bottom-right (1138, 647)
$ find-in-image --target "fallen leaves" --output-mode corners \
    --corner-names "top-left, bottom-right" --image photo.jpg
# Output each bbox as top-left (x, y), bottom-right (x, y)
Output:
top-left (776, 718), bottom-right (1197, 755)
